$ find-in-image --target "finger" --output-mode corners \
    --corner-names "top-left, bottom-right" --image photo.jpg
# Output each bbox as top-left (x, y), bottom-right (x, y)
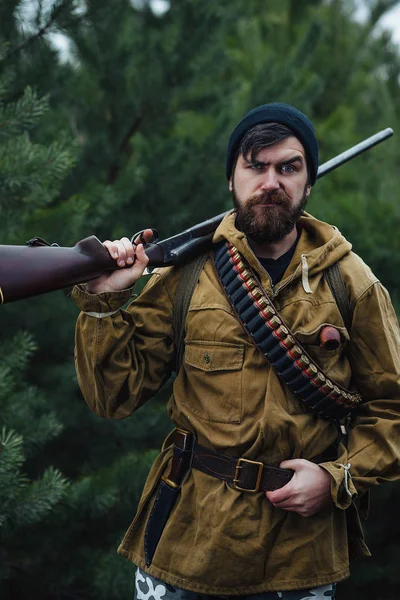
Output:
top-left (133, 229), bottom-right (153, 246)
top-left (270, 496), bottom-right (297, 508)
top-left (141, 228), bottom-right (154, 243)
top-left (120, 237), bottom-right (135, 265)
top-left (103, 240), bottom-right (119, 260)
top-left (271, 503), bottom-right (297, 514)
top-left (134, 243), bottom-right (150, 268)
top-left (265, 487), bottom-right (293, 504)
top-left (279, 459), bottom-right (305, 471)
top-left (266, 490), bottom-right (301, 510)
top-left (108, 240), bottom-right (126, 267)
top-left (114, 240), bottom-right (132, 267)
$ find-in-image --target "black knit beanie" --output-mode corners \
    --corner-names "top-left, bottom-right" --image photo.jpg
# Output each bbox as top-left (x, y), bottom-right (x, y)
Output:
top-left (226, 103), bottom-right (319, 185)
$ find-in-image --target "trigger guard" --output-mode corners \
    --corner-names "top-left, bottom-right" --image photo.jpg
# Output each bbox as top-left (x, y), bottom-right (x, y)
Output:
top-left (130, 228), bottom-right (159, 246)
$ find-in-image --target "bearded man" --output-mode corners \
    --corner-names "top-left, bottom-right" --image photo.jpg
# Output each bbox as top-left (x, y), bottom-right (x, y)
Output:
top-left (72, 103), bottom-right (400, 600)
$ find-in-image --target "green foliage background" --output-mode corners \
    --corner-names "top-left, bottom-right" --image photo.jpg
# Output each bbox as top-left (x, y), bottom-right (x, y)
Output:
top-left (0, 1), bottom-right (399, 598)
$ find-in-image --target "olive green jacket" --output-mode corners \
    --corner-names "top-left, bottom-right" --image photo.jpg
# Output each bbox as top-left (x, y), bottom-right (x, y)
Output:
top-left (72, 212), bottom-right (400, 595)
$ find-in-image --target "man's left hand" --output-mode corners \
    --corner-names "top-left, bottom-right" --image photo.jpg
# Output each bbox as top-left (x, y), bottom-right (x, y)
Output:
top-left (265, 459), bottom-right (332, 517)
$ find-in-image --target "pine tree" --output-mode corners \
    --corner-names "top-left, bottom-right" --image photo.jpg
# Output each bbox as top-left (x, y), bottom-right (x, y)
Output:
top-left (0, 332), bottom-right (69, 594)
top-left (0, 45), bottom-right (72, 595)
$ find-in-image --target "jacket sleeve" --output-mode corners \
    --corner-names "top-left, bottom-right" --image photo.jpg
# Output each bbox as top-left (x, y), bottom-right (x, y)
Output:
top-left (321, 281), bottom-right (400, 509)
top-left (72, 270), bottom-right (176, 420)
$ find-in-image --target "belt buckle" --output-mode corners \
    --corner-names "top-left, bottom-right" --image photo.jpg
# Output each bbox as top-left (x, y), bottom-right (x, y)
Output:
top-left (161, 428), bottom-right (193, 489)
top-left (233, 458), bottom-right (264, 493)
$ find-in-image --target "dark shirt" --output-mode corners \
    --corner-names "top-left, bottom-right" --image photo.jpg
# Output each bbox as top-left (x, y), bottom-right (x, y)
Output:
top-left (257, 236), bottom-right (299, 286)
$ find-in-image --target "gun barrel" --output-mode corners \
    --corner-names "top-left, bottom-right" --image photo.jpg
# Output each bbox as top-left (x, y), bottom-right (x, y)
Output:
top-left (317, 128), bottom-right (393, 178)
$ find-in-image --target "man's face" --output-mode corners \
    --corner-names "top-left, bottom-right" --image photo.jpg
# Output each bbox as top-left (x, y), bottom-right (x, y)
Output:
top-left (229, 136), bottom-right (311, 244)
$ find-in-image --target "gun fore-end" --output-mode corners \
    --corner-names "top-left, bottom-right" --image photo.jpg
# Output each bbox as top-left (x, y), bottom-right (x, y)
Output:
top-left (0, 235), bottom-right (115, 304)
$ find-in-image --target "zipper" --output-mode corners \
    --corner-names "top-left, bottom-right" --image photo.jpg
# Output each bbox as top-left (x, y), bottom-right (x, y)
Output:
top-left (272, 267), bottom-right (300, 297)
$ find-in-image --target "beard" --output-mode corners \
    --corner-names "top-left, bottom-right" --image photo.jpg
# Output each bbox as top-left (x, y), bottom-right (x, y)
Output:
top-left (232, 186), bottom-right (309, 244)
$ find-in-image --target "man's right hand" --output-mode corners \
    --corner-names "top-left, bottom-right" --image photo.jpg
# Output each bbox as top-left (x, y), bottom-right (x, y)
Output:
top-left (86, 229), bottom-right (153, 294)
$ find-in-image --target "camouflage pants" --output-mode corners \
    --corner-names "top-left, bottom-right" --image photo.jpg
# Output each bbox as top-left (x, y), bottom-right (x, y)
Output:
top-left (134, 568), bottom-right (336, 600)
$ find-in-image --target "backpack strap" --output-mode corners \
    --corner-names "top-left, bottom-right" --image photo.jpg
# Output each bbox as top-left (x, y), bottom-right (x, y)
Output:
top-left (325, 263), bottom-right (370, 518)
top-left (173, 252), bottom-right (209, 372)
top-left (325, 263), bottom-right (352, 331)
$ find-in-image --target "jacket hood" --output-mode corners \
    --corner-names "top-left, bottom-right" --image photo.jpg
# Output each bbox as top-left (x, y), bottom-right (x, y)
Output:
top-left (212, 211), bottom-right (352, 289)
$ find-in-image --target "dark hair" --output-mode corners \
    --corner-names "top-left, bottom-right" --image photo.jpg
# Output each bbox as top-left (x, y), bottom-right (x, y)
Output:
top-left (232, 122), bottom-right (311, 184)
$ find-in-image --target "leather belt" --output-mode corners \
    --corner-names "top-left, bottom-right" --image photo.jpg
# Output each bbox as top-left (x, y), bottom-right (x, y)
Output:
top-left (192, 441), bottom-right (293, 493)
top-left (162, 428), bottom-right (294, 494)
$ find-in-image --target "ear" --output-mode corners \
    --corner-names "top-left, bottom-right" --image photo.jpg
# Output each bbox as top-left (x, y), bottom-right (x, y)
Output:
top-left (305, 184), bottom-right (311, 198)
top-left (228, 177), bottom-right (233, 192)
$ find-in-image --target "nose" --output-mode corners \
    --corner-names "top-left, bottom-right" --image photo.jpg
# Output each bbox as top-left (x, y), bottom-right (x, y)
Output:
top-left (260, 168), bottom-right (279, 192)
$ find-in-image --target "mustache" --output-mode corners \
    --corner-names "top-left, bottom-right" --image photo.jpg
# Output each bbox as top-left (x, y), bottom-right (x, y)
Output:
top-left (246, 190), bottom-right (290, 207)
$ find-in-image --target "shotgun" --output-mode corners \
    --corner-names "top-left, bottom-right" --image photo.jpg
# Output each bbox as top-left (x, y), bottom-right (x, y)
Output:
top-left (0, 127), bottom-right (393, 304)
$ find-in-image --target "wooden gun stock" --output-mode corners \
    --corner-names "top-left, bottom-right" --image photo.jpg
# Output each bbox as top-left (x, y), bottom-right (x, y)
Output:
top-left (0, 228), bottom-right (217, 304)
top-left (0, 236), bottom-right (116, 304)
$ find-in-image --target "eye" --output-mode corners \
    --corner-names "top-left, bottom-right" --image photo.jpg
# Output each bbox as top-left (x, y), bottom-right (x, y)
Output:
top-left (249, 162), bottom-right (264, 170)
top-left (281, 164), bottom-right (296, 173)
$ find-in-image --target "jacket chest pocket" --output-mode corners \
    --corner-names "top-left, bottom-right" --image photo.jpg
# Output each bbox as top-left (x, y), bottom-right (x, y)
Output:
top-left (182, 340), bottom-right (244, 423)
top-left (294, 323), bottom-right (350, 372)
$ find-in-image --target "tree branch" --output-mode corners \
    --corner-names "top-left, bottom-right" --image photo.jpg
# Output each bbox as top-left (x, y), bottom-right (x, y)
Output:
top-left (107, 113), bottom-right (144, 185)
top-left (0, 2), bottom-right (67, 65)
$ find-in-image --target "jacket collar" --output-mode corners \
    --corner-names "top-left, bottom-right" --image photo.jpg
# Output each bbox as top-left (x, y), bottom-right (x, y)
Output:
top-left (212, 211), bottom-right (352, 293)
